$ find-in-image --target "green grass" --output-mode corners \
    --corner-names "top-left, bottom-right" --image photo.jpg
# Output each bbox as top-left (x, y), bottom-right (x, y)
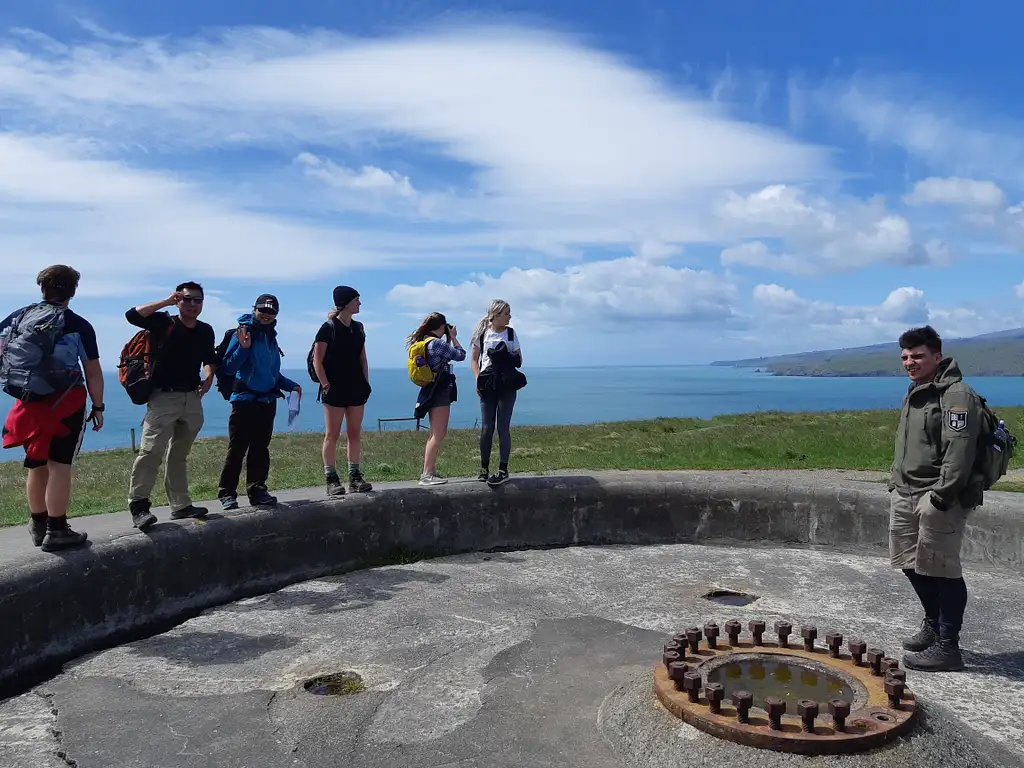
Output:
top-left (4, 407), bottom-right (1024, 527)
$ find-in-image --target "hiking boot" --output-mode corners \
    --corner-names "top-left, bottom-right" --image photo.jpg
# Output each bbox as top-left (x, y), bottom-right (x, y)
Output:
top-left (348, 473), bottom-right (372, 493)
top-left (903, 638), bottom-right (964, 672)
top-left (326, 471), bottom-right (346, 497)
top-left (219, 495), bottom-right (239, 511)
top-left (902, 618), bottom-right (939, 652)
top-left (29, 518), bottom-right (47, 547)
top-left (418, 472), bottom-right (447, 486)
top-left (486, 469), bottom-right (509, 487)
top-left (248, 486), bottom-right (278, 507)
top-left (171, 505), bottom-right (208, 520)
top-left (477, 468), bottom-right (489, 482)
top-left (40, 523), bottom-right (88, 552)
top-left (130, 499), bottom-right (157, 530)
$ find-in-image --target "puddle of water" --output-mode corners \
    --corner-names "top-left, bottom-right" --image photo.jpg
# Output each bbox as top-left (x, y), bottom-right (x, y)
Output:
top-left (706, 659), bottom-right (853, 709)
top-left (702, 590), bottom-right (758, 607)
top-left (303, 671), bottom-right (365, 696)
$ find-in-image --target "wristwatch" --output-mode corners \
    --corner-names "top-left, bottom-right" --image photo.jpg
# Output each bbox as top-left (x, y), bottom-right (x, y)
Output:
top-left (91, 404), bottom-right (105, 412)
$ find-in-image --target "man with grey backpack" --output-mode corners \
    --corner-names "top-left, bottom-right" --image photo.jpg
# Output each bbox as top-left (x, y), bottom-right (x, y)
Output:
top-left (0, 265), bottom-right (105, 552)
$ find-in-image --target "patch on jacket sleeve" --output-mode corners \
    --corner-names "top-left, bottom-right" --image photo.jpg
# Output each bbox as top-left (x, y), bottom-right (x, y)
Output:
top-left (946, 408), bottom-right (968, 432)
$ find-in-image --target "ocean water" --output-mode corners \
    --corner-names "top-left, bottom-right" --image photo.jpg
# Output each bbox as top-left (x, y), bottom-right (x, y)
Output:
top-left (3, 365), bottom-right (1024, 457)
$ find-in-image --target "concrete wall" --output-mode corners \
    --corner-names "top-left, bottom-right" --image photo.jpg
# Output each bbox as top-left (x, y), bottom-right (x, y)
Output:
top-left (1, 469), bottom-right (1021, 698)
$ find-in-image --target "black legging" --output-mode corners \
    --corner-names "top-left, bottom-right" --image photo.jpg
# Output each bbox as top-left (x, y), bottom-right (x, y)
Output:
top-left (480, 390), bottom-right (517, 468)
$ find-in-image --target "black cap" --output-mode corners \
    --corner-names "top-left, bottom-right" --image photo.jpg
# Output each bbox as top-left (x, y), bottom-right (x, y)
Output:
top-left (254, 294), bottom-right (279, 314)
top-left (333, 285), bottom-right (359, 309)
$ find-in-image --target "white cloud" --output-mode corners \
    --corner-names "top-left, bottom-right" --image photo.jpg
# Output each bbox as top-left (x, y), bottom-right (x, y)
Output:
top-left (0, 133), bottom-right (384, 281)
top-left (720, 241), bottom-right (809, 274)
top-left (904, 177), bottom-right (1005, 209)
top-left (823, 78), bottom-right (1024, 186)
top-left (716, 184), bottom-right (948, 271)
top-left (387, 257), bottom-right (740, 333)
top-left (0, 25), bottom-right (831, 200)
top-left (0, 22), bottom-right (850, 282)
top-left (753, 284), bottom-right (929, 329)
top-left (295, 152), bottom-right (416, 198)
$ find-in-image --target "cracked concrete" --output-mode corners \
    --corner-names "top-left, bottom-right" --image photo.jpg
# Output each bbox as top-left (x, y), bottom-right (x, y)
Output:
top-left (1, 542), bottom-right (1021, 768)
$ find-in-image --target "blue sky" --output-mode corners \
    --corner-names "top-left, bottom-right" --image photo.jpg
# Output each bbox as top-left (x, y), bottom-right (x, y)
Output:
top-left (1, 0), bottom-right (1023, 369)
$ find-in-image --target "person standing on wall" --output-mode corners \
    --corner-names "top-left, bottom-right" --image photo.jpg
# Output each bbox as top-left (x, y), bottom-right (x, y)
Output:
top-left (311, 286), bottom-right (372, 497)
top-left (125, 283), bottom-right (218, 529)
top-left (470, 299), bottom-right (526, 486)
top-left (0, 265), bottom-right (104, 552)
top-left (408, 312), bottom-right (466, 486)
top-left (888, 325), bottom-right (984, 672)
top-left (215, 294), bottom-right (302, 510)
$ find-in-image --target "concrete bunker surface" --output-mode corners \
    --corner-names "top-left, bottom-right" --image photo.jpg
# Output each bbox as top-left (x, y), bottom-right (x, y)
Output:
top-left (2, 543), bottom-right (1023, 768)
top-left (1, 469), bottom-right (1022, 701)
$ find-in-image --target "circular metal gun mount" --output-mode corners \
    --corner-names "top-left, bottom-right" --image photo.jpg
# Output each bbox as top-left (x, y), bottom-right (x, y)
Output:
top-left (655, 620), bottom-right (918, 755)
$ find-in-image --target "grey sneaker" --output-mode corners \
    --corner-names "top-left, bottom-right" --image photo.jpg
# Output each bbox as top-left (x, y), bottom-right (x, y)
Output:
top-left (902, 619), bottom-right (939, 652)
top-left (220, 495), bottom-right (239, 511)
top-left (418, 472), bottom-right (448, 486)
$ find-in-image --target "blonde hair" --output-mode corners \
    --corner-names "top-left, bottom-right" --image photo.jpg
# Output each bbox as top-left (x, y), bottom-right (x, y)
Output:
top-left (472, 299), bottom-right (511, 347)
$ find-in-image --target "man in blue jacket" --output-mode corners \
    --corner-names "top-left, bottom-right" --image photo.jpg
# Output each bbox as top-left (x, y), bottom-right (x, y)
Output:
top-left (216, 294), bottom-right (301, 509)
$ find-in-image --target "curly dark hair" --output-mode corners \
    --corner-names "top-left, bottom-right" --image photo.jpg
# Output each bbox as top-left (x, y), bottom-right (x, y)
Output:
top-left (36, 265), bottom-right (81, 303)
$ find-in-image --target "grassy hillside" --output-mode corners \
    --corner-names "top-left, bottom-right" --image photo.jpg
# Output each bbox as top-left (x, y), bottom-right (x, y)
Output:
top-left (4, 408), bottom-right (1024, 526)
top-left (713, 329), bottom-right (1024, 377)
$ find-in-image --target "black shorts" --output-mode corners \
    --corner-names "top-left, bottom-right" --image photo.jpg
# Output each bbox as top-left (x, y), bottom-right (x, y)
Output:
top-left (24, 405), bottom-right (87, 469)
top-left (321, 377), bottom-right (371, 408)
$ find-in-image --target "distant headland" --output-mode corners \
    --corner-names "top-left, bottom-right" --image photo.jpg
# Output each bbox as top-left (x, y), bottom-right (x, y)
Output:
top-left (712, 327), bottom-right (1024, 377)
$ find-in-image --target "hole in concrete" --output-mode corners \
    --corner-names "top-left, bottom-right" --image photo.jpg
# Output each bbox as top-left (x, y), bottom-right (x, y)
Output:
top-left (701, 589), bottom-right (759, 607)
top-left (706, 657), bottom-right (855, 710)
top-left (303, 671), bottom-right (365, 696)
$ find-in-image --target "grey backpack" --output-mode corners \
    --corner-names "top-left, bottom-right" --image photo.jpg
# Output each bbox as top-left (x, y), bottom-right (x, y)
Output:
top-left (0, 302), bottom-right (80, 401)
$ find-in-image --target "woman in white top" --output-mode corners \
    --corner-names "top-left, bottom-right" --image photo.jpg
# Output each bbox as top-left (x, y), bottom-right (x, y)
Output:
top-left (470, 299), bottom-right (525, 486)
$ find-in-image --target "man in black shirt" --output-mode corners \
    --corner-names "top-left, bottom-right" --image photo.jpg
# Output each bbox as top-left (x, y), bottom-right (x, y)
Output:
top-left (125, 282), bottom-right (218, 528)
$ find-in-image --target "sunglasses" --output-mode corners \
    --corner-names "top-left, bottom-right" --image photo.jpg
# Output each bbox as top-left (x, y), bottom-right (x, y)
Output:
top-left (256, 307), bottom-right (278, 316)
top-left (180, 296), bottom-right (204, 305)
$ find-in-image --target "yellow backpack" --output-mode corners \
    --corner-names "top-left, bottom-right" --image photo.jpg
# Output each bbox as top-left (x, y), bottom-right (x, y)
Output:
top-left (407, 337), bottom-right (436, 386)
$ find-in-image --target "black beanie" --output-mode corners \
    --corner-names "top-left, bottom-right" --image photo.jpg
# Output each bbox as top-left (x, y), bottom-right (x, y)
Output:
top-left (333, 285), bottom-right (359, 308)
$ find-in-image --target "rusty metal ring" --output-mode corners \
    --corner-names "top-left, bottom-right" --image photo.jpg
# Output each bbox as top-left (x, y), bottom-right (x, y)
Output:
top-left (654, 621), bottom-right (918, 755)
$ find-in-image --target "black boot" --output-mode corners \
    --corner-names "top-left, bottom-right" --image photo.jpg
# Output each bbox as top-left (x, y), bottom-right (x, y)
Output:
top-left (902, 618), bottom-right (938, 652)
top-left (129, 498), bottom-right (158, 529)
top-left (40, 516), bottom-right (88, 552)
top-left (903, 637), bottom-right (964, 672)
top-left (29, 513), bottom-right (47, 547)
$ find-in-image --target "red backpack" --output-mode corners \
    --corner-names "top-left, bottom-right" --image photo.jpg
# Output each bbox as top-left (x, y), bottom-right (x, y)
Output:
top-left (117, 326), bottom-right (173, 405)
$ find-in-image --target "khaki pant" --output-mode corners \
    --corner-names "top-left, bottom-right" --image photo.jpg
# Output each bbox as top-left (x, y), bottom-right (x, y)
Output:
top-left (128, 391), bottom-right (204, 512)
top-left (889, 490), bottom-right (968, 579)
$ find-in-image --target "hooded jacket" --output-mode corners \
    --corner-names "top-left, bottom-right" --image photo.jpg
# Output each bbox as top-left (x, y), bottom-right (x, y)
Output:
top-left (888, 357), bottom-right (984, 509)
top-left (476, 340), bottom-right (526, 395)
top-left (219, 313), bottom-right (299, 404)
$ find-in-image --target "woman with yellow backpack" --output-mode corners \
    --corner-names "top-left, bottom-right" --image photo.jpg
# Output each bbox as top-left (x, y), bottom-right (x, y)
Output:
top-left (406, 312), bottom-right (466, 485)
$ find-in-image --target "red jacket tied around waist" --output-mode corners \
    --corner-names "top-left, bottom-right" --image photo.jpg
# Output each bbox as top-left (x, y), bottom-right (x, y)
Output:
top-left (2, 387), bottom-right (87, 462)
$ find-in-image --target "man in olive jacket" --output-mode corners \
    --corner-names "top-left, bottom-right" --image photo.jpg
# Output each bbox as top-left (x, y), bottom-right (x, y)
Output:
top-left (888, 325), bottom-right (983, 672)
